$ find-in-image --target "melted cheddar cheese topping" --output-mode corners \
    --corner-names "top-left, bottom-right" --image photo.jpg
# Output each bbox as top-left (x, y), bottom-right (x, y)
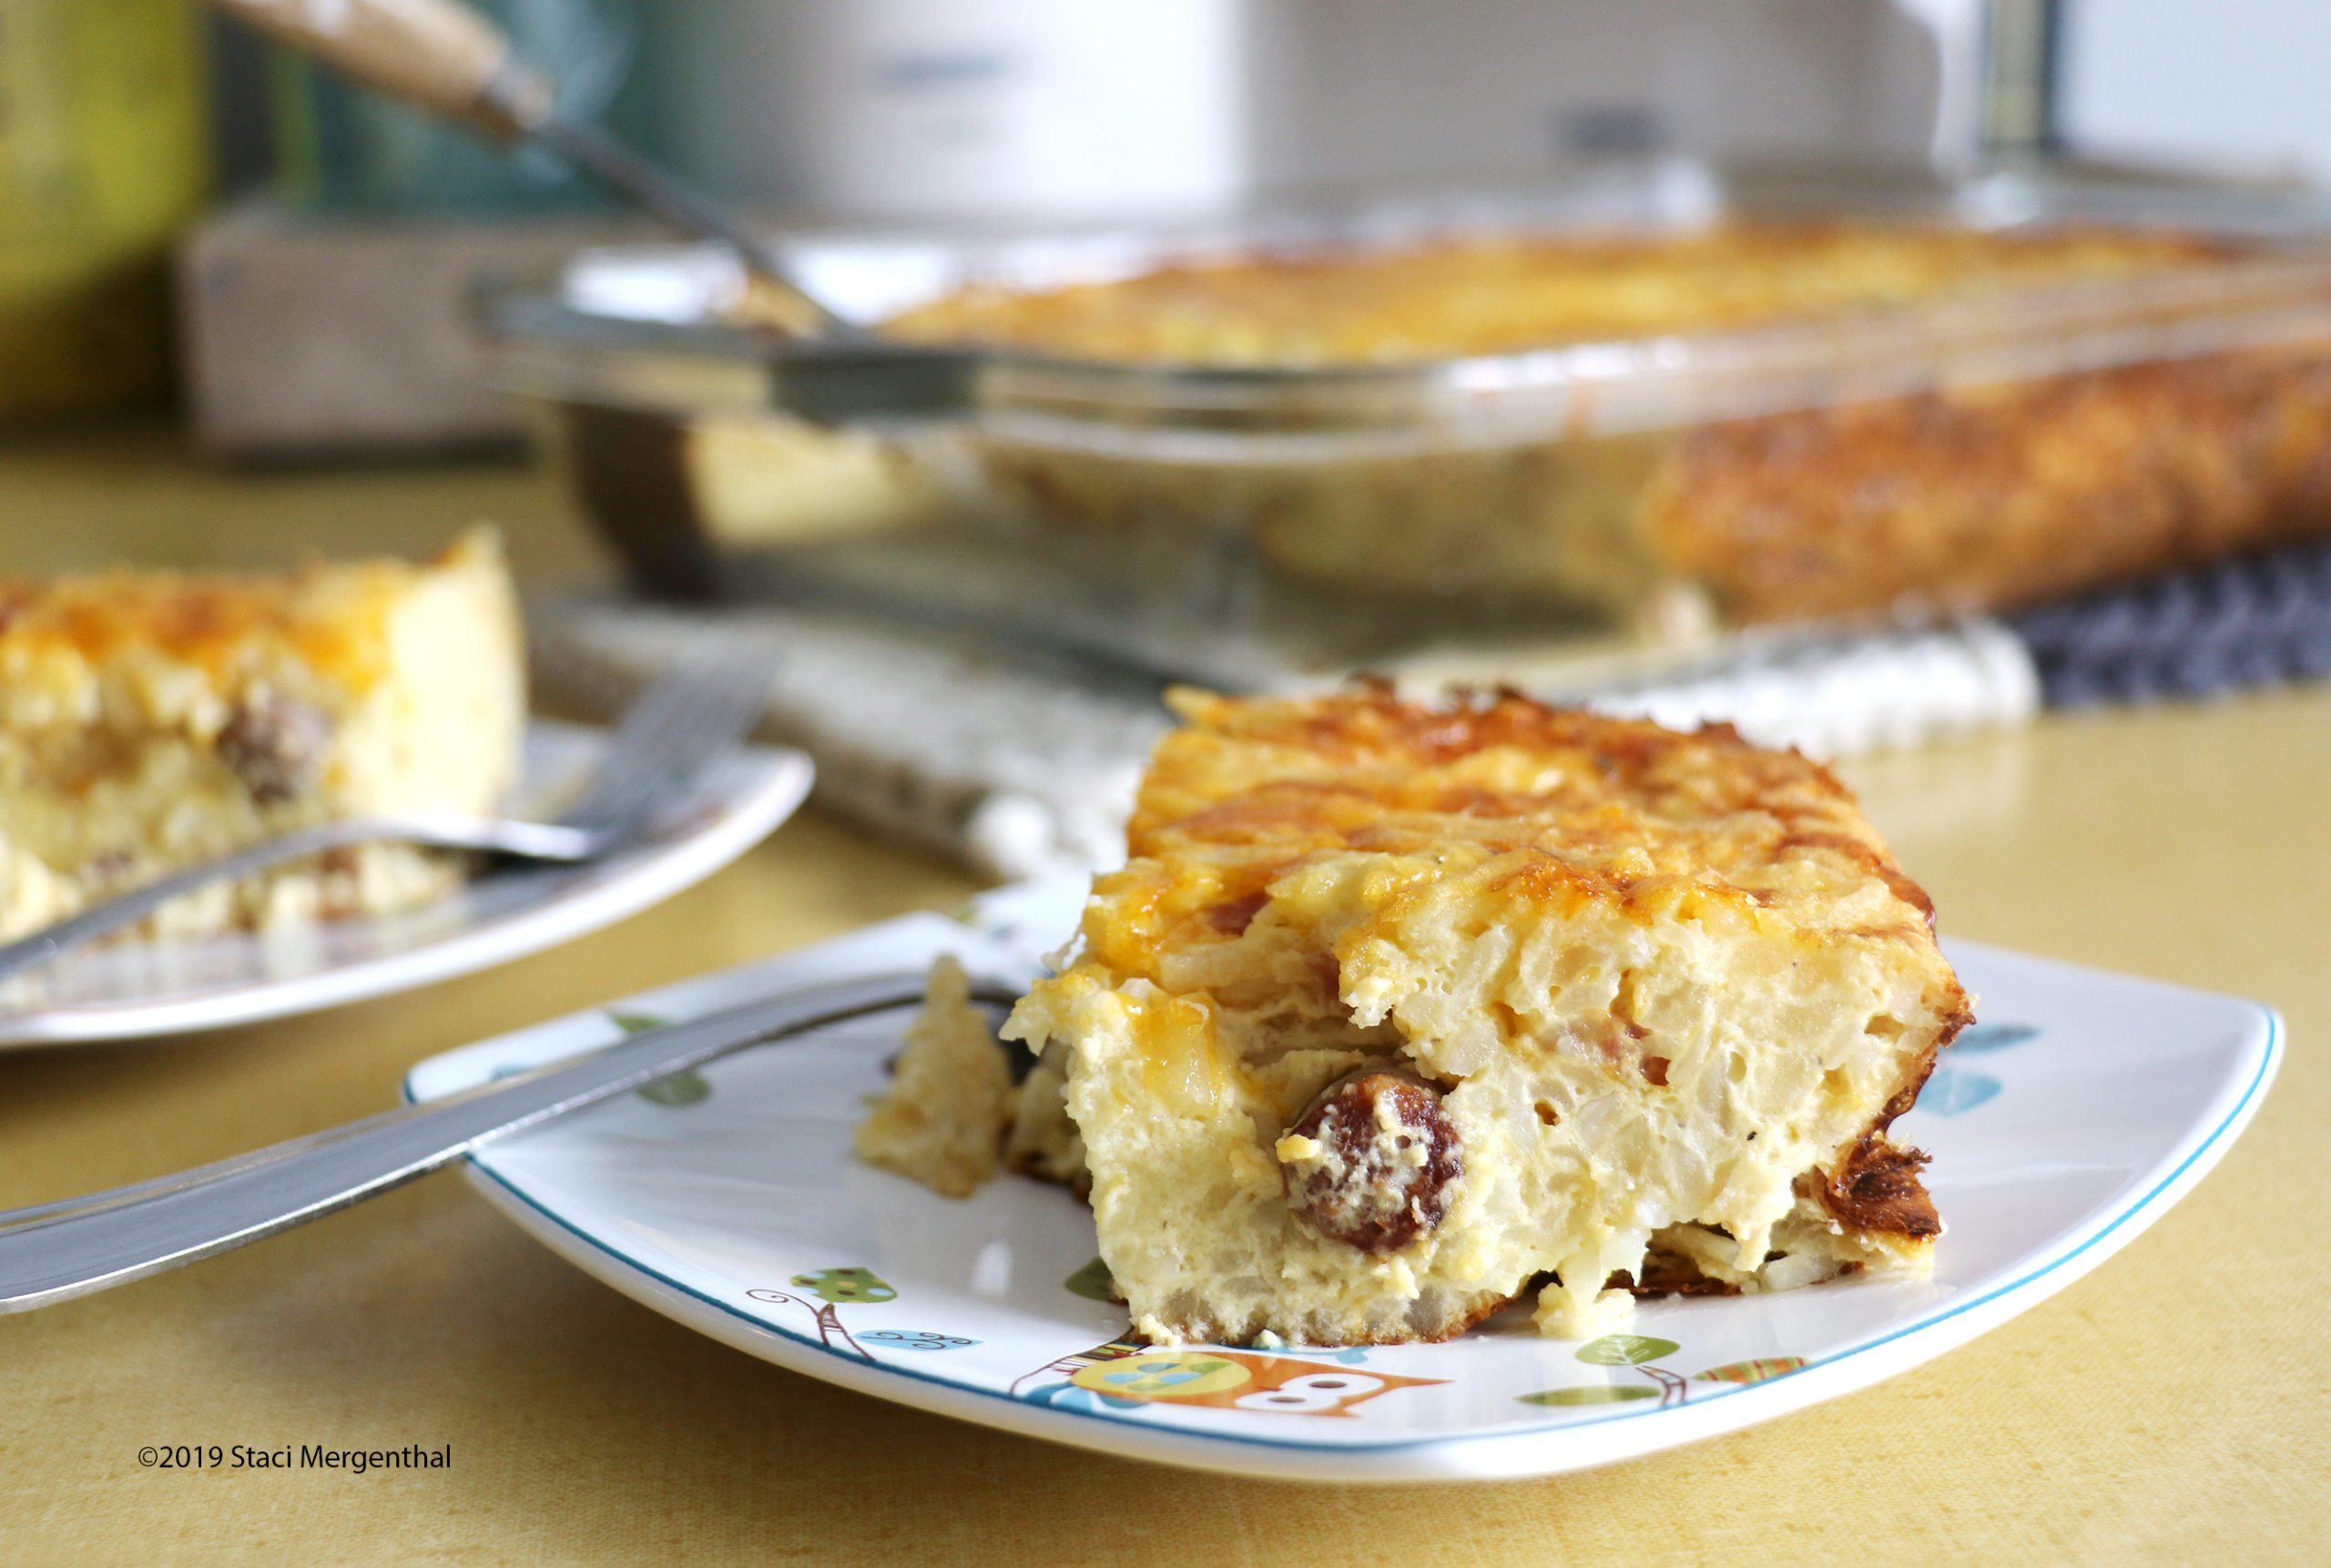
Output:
top-left (884, 224), bottom-right (2227, 367)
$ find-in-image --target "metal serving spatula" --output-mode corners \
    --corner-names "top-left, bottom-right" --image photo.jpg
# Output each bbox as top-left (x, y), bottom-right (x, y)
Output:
top-left (210, 0), bottom-right (981, 420)
top-left (213, 0), bottom-right (845, 331)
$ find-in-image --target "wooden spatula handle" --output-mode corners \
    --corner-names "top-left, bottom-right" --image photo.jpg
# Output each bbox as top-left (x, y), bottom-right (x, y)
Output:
top-left (213, 0), bottom-right (552, 137)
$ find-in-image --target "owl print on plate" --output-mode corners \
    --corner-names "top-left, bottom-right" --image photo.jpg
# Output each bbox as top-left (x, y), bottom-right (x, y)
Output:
top-left (1013, 1338), bottom-right (1446, 1418)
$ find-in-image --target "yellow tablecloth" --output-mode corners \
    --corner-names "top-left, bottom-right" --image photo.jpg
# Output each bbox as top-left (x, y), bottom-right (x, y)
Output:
top-left (1, 433), bottom-right (2323, 1564)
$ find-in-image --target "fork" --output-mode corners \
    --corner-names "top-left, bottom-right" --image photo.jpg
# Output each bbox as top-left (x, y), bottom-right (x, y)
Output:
top-left (0, 649), bottom-right (779, 987)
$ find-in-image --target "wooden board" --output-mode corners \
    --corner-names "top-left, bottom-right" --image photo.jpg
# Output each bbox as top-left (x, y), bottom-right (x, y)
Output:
top-left (177, 198), bottom-right (659, 461)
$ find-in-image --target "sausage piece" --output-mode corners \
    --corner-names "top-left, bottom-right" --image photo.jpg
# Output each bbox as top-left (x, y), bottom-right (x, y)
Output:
top-left (1278, 1068), bottom-right (1461, 1253)
top-left (218, 690), bottom-right (331, 804)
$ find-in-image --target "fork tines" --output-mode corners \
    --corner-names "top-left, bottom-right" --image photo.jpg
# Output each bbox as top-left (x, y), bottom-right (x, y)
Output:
top-left (558, 647), bottom-right (779, 832)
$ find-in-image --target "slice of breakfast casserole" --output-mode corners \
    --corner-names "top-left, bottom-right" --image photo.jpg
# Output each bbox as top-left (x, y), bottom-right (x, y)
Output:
top-left (0, 529), bottom-right (524, 942)
top-left (999, 687), bottom-right (1969, 1345)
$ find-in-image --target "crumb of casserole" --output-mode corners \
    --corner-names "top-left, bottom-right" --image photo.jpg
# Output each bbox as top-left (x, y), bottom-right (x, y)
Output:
top-left (852, 954), bottom-right (1015, 1198)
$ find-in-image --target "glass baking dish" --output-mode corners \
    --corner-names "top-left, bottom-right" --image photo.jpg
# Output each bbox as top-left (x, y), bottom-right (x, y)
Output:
top-left (481, 158), bottom-right (2331, 687)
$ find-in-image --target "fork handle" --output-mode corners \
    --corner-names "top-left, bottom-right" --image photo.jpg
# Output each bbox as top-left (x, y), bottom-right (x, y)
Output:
top-left (0, 815), bottom-right (595, 988)
top-left (0, 972), bottom-right (996, 1313)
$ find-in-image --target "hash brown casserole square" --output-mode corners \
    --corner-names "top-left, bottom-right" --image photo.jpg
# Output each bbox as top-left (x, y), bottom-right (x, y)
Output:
top-left (988, 687), bottom-right (1970, 1345)
top-left (0, 529), bottom-right (523, 942)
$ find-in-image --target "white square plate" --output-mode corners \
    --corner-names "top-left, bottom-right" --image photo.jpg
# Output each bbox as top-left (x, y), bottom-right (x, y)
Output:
top-left (405, 877), bottom-right (2278, 1481)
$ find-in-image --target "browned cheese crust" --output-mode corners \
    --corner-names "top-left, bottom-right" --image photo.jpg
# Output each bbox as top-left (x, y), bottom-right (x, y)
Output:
top-left (1644, 345), bottom-right (2331, 623)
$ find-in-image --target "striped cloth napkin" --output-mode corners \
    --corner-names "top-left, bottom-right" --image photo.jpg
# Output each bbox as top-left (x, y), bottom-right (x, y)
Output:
top-left (2010, 540), bottom-right (2331, 706)
top-left (530, 541), bottom-right (2331, 881)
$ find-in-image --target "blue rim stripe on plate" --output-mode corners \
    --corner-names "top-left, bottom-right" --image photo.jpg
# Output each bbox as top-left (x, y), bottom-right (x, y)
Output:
top-left (403, 1002), bottom-right (2279, 1458)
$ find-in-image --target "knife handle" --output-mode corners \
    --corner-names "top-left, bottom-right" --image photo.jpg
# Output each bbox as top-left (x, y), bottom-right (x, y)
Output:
top-left (213, 0), bottom-right (552, 137)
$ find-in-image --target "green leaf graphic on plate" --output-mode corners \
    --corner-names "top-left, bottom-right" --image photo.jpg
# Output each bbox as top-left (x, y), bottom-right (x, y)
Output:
top-left (636, 1069), bottom-right (711, 1107)
top-left (792, 1267), bottom-right (897, 1304)
top-left (1574, 1334), bottom-right (1679, 1367)
top-left (606, 1012), bottom-right (707, 1105)
top-left (1064, 1256), bottom-right (1118, 1302)
top-left (1519, 1385), bottom-right (1660, 1406)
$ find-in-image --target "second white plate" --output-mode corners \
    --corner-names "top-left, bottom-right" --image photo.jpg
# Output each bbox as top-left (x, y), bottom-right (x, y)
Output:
top-left (0, 722), bottom-right (813, 1047)
top-left (406, 877), bottom-right (2279, 1482)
